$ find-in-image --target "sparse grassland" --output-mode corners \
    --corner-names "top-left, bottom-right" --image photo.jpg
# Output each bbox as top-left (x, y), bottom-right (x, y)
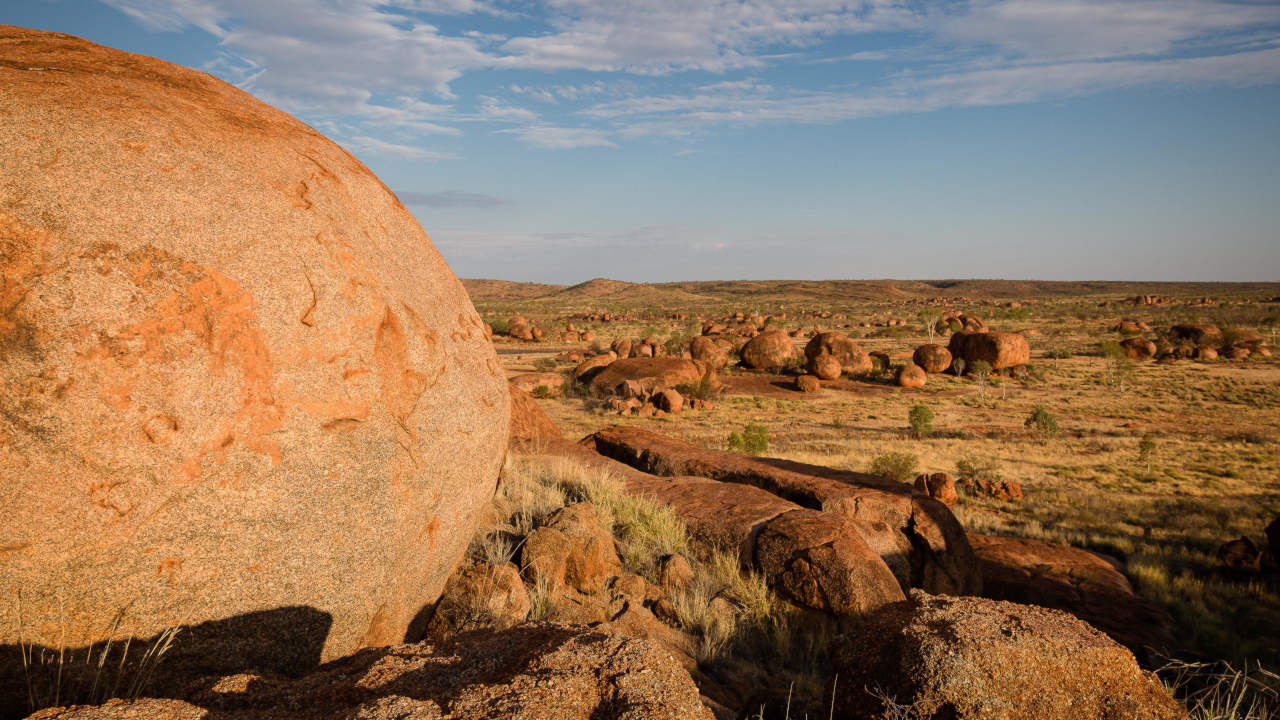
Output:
top-left (479, 282), bottom-right (1280, 688)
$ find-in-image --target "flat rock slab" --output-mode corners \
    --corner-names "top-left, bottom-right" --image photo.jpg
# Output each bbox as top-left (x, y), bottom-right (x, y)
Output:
top-left (585, 426), bottom-right (980, 596)
top-left (969, 533), bottom-right (1175, 661)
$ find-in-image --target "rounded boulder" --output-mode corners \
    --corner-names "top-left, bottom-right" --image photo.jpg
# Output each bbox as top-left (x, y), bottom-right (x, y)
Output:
top-left (740, 330), bottom-right (797, 371)
top-left (912, 344), bottom-right (952, 374)
top-left (804, 332), bottom-right (872, 376)
top-left (0, 26), bottom-right (509, 688)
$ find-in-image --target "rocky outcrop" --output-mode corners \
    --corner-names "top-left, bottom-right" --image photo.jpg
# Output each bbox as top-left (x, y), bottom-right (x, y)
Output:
top-left (739, 330), bottom-right (797, 372)
top-left (829, 592), bottom-right (1188, 720)
top-left (521, 440), bottom-right (905, 619)
top-left (585, 427), bottom-right (980, 596)
top-left (969, 534), bottom-right (1175, 661)
top-left (0, 25), bottom-right (508, 697)
top-left (29, 624), bottom-right (715, 720)
top-left (804, 332), bottom-right (872, 376)
top-left (586, 358), bottom-right (711, 396)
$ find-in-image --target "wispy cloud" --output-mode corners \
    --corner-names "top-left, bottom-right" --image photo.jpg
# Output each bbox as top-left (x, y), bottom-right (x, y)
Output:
top-left (398, 190), bottom-right (514, 207)
top-left (496, 125), bottom-right (618, 149)
top-left (99, 0), bottom-right (1280, 154)
top-left (342, 135), bottom-right (457, 160)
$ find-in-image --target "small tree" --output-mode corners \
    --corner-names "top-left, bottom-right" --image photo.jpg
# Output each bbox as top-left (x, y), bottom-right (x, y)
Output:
top-left (921, 311), bottom-right (942, 344)
top-left (728, 422), bottom-right (769, 455)
top-left (1025, 405), bottom-right (1059, 436)
top-left (908, 403), bottom-right (934, 439)
top-left (970, 359), bottom-right (992, 399)
top-left (1138, 433), bottom-right (1157, 474)
top-left (1100, 341), bottom-right (1134, 393)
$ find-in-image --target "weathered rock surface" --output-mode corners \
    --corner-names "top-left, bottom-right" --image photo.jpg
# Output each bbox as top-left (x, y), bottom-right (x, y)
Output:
top-left (586, 358), bottom-right (710, 396)
top-left (804, 332), bottom-right (872, 376)
top-left (585, 427), bottom-right (980, 596)
top-left (522, 503), bottom-right (622, 595)
top-left (0, 25), bottom-right (509, 696)
top-left (948, 331), bottom-right (1031, 370)
top-left (795, 374), bottom-right (821, 392)
top-left (425, 563), bottom-right (530, 639)
top-left (28, 624), bottom-right (715, 720)
top-left (969, 534), bottom-right (1175, 660)
top-left (753, 510), bottom-right (906, 615)
top-left (912, 344), bottom-right (952, 373)
top-left (507, 384), bottom-right (564, 449)
top-left (829, 592), bottom-right (1188, 720)
top-left (739, 330), bottom-right (797, 371)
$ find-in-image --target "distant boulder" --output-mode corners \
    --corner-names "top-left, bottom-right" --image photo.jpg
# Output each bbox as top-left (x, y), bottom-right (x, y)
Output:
top-left (912, 343), bottom-right (952, 373)
top-left (808, 352), bottom-right (843, 380)
top-left (896, 364), bottom-right (927, 388)
top-left (688, 334), bottom-right (729, 370)
top-left (804, 332), bottom-right (872, 376)
top-left (1120, 337), bottom-right (1157, 360)
top-left (949, 331), bottom-right (1031, 370)
top-left (740, 329), bottom-right (798, 371)
top-left (796, 374), bottom-right (821, 393)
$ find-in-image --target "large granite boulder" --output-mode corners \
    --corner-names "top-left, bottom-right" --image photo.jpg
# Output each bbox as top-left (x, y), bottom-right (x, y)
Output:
top-left (0, 25), bottom-right (509, 703)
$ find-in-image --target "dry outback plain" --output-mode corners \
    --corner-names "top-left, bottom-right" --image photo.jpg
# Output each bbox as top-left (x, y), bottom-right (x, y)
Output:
top-left (471, 277), bottom-right (1280, 718)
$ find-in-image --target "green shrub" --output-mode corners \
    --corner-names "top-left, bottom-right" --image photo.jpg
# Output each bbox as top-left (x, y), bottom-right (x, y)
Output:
top-left (956, 455), bottom-right (1002, 485)
top-left (908, 403), bottom-right (934, 439)
top-left (1138, 433), bottom-right (1157, 473)
top-left (728, 422), bottom-right (769, 455)
top-left (869, 452), bottom-right (918, 483)
top-left (1025, 405), bottom-right (1059, 436)
top-left (532, 356), bottom-right (557, 372)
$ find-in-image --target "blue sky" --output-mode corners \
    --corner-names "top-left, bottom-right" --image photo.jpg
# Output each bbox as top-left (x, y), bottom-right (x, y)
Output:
top-left (8, 0), bottom-right (1280, 282)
